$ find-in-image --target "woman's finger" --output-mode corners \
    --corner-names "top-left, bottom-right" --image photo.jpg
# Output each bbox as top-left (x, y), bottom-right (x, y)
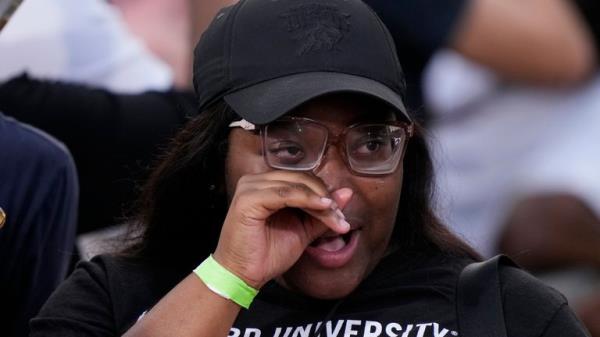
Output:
top-left (239, 179), bottom-right (338, 209)
top-left (240, 171), bottom-right (330, 198)
top-left (233, 185), bottom-right (350, 233)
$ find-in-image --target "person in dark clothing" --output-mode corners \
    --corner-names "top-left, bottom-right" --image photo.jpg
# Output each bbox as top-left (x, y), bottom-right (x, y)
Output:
top-left (0, 113), bottom-right (78, 337)
top-left (30, 0), bottom-right (589, 336)
top-left (0, 76), bottom-right (196, 235)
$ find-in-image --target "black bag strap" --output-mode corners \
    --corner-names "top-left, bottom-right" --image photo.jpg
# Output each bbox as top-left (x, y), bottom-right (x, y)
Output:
top-left (457, 255), bottom-right (518, 337)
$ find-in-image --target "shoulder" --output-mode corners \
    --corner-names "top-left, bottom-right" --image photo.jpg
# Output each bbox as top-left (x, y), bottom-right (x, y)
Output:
top-left (36, 255), bottom-right (156, 308)
top-left (72, 255), bottom-right (145, 286)
top-left (499, 265), bottom-right (587, 337)
top-left (0, 114), bottom-right (77, 226)
top-left (77, 254), bottom-right (180, 304)
top-left (32, 255), bottom-right (180, 336)
top-left (0, 113), bottom-right (75, 176)
top-left (500, 264), bottom-right (567, 308)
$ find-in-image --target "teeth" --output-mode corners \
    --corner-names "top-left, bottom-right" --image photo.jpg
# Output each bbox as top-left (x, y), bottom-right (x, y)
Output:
top-left (313, 236), bottom-right (346, 252)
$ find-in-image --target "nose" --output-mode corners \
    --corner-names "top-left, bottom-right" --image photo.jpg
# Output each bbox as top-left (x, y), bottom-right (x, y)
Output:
top-left (331, 187), bottom-right (353, 210)
top-left (313, 146), bottom-right (353, 204)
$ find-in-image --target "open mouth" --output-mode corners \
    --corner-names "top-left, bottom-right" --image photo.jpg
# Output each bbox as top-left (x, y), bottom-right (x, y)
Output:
top-left (304, 228), bottom-right (361, 268)
top-left (284, 208), bottom-right (358, 254)
top-left (309, 230), bottom-right (355, 252)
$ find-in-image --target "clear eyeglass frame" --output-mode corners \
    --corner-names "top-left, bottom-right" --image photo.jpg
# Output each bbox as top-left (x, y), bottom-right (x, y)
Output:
top-left (229, 117), bottom-right (414, 176)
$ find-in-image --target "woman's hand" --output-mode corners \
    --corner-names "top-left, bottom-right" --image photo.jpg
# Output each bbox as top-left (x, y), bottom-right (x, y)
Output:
top-left (213, 171), bottom-right (351, 289)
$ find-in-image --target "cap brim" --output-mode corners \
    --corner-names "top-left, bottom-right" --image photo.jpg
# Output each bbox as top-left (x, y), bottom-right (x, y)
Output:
top-left (224, 72), bottom-right (409, 125)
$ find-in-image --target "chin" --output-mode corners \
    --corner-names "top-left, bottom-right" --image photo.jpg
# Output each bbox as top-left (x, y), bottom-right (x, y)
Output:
top-left (277, 264), bottom-right (366, 300)
top-left (299, 282), bottom-right (357, 300)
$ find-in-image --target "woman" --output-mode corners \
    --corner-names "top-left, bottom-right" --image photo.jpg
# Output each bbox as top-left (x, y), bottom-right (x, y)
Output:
top-left (30, 0), bottom-right (589, 336)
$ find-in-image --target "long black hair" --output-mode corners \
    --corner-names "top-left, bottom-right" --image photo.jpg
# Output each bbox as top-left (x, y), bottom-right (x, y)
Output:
top-left (122, 100), bottom-right (480, 273)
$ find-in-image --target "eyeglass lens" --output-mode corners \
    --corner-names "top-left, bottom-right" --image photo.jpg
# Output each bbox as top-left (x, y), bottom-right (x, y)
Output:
top-left (263, 119), bottom-right (407, 175)
top-left (264, 120), bottom-right (328, 170)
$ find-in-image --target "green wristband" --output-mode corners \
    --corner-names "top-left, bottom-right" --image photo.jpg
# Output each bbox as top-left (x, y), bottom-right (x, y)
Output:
top-left (193, 255), bottom-right (259, 309)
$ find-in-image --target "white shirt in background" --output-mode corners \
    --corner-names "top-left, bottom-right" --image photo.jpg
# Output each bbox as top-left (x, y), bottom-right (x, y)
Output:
top-left (0, 0), bottom-right (173, 93)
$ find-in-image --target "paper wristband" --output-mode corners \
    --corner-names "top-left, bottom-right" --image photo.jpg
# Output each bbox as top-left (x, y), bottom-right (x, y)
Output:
top-left (193, 255), bottom-right (258, 309)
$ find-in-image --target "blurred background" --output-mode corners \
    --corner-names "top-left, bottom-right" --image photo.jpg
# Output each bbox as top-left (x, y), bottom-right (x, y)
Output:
top-left (0, 0), bottom-right (598, 336)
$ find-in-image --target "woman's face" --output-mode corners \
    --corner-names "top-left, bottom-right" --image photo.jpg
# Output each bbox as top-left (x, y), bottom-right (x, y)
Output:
top-left (225, 94), bottom-right (405, 299)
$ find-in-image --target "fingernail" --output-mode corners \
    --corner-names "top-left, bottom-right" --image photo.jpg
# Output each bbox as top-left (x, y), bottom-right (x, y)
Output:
top-left (336, 209), bottom-right (345, 219)
top-left (320, 197), bottom-right (333, 206)
top-left (340, 220), bottom-right (351, 231)
top-left (332, 188), bottom-right (353, 201)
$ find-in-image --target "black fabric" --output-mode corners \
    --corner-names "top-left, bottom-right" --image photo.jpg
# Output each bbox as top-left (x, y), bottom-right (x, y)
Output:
top-left (457, 256), bottom-right (514, 337)
top-left (0, 75), bottom-right (196, 234)
top-left (501, 267), bottom-right (589, 337)
top-left (194, 0), bottom-right (408, 124)
top-left (364, 0), bottom-right (467, 122)
top-left (0, 115), bottom-right (78, 337)
top-left (30, 251), bottom-right (589, 337)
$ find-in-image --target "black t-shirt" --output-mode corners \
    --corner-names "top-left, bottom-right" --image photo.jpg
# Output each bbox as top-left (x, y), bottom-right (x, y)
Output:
top-left (30, 251), bottom-right (589, 337)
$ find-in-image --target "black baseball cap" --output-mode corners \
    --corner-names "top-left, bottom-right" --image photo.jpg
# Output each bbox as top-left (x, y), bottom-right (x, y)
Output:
top-left (193, 0), bottom-right (410, 125)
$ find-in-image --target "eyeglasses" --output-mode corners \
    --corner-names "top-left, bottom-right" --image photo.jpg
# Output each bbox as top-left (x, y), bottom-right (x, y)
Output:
top-left (229, 117), bottom-right (413, 176)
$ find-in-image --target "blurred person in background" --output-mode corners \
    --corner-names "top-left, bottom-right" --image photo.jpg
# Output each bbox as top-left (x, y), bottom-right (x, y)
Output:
top-left (365, 0), bottom-right (596, 122)
top-left (0, 0), bottom-right (233, 244)
top-left (421, 1), bottom-right (600, 335)
top-left (0, 0), bottom-right (173, 93)
top-left (1, 4), bottom-right (78, 337)
top-left (0, 76), bottom-right (196, 238)
top-left (0, 113), bottom-right (79, 337)
top-left (108, 0), bottom-right (237, 89)
top-left (109, 0), bottom-right (191, 89)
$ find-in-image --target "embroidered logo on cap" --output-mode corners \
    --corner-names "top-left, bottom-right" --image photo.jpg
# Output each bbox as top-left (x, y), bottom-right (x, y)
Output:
top-left (280, 4), bottom-right (351, 55)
